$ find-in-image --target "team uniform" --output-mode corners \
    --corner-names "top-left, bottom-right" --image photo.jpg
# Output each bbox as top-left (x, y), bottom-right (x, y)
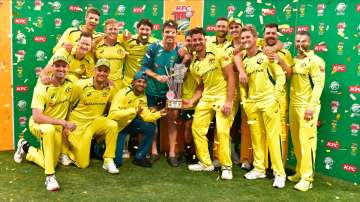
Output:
top-left (242, 50), bottom-right (286, 177)
top-left (66, 78), bottom-right (118, 168)
top-left (108, 86), bottom-right (162, 166)
top-left (120, 35), bottom-right (158, 86)
top-left (189, 49), bottom-right (234, 169)
top-left (53, 25), bottom-right (103, 53)
top-left (289, 50), bottom-right (325, 184)
top-left (95, 38), bottom-right (127, 91)
top-left (141, 41), bottom-right (182, 107)
top-left (26, 80), bottom-right (73, 175)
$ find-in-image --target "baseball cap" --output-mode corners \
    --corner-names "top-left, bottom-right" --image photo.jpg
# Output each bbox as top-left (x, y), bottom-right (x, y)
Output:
top-left (52, 54), bottom-right (69, 64)
top-left (229, 17), bottom-right (243, 27)
top-left (133, 71), bottom-right (148, 81)
top-left (95, 59), bottom-right (110, 69)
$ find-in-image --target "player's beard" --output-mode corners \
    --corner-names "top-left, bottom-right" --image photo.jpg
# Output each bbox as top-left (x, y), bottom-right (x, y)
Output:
top-left (265, 37), bottom-right (276, 46)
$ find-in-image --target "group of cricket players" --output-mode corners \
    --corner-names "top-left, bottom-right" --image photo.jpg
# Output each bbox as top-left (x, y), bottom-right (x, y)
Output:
top-left (13, 7), bottom-right (325, 192)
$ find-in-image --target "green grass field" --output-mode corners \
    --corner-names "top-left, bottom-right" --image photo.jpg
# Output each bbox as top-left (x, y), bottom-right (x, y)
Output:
top-left (0, 151), bottom-right (358, 202)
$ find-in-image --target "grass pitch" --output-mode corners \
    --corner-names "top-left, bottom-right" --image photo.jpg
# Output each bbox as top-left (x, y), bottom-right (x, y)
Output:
top-left (0, 151), bottom-right (358, 201)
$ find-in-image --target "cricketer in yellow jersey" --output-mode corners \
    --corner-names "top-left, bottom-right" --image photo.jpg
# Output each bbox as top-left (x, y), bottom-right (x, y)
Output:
top-left (53, 7), bottom-right (103, 53)
top-left (263, 23), bottom-right (294, 165)
top-left (119, 19), bottom-right (158, 86)
top-left (95, 19), bottom-right (126, 92)
top-left (63, 59), bottom-right (119, 173)
top-left (288, 31), bottom-right (325, 192)
top-left (14, 55), bottom-right (76, 191)
top-left (239, 25), bottom-right (286, 188)
top-left (185, 27), bottom-right (236, 180)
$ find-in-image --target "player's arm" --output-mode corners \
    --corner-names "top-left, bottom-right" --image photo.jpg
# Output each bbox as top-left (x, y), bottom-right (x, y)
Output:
top-left (53, 28), bottom-right (73, 53)
top-left (222, 62), bottom-right (236, 116)
top-left (108, 92), bottom-right (137, 121)
top-left (233, 52), bottom-right (248, 84)
top-left (269, 62), bottom-right (286, 101)
top-left (141, 44), bottom-right (168, 83)
top-left (182, 83), bottom-right (203, 109)
top-left (307, 58), bottom-right (326, 109)
top-left (277, 51), bottom-right (293, 77)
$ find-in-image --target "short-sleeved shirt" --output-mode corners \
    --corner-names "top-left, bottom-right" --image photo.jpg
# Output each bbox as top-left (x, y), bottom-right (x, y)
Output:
top-left (290, 50), bottom-right (325, 108)
top-left (95, 39), bottom-right (126, 81)
top-left (189, 49), bottom-right (232, 101)
top-left (68, 78), bottom-right (115, 125)
top-left (141, 42), bottom-right (181, 98)
top-left (31, 79), bottom-right (73, 120)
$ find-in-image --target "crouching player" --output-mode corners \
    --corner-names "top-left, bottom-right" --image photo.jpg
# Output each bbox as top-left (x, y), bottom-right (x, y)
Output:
top-left (108, 71), bottom-right (166, 167)
top-left (14, 55), bottom-right (75, 191)
top-left (62, 59), bottom-right (119, 173)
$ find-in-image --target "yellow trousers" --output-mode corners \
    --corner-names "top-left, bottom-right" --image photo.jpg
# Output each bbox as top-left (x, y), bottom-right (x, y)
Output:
top-left (27, 118), bottom-right (63, 175)
top-left (240, 107), bottom-right (253, 164)
top-left (243, 100), bottom-right (285, 176)
top-left (67, 116), bottom-right (118, 168)
top-left (289, 105), bottom-right (320, 182)
top-left (192, 99), bottom-right (234, 167)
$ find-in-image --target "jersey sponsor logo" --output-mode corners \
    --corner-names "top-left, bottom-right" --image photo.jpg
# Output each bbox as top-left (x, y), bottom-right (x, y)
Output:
top-left (332, 64), bottom-right (346, 72)
top-left (262, 8), bottom-right (276, 16)
top-left (342, 164), bottom-right (357, 173)
top-left (16, 86), bottom-right (28, 92)
top-left (349, 86), bottom-right (360, 94)
top-left (256, 58), bottom-right (264, 64)
top-left (326, 141), bottom-right (340, 150)
top-left (69, 5), bottom-right (81, 12)
top-left (14, 18), bottom-right (28, 24)
top-left (34, 36), bottom-right (47, 42)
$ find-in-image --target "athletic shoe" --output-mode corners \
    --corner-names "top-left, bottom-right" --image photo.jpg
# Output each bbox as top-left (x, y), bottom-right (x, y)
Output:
top-left (240, 162), bottom-right (252, 170)
top-left (102, 160), bottom-right (119, 174)
top-left (212, 159), bottom-right (220, 168)
top-left (14, 138), bottom-right (27, 163)
top-left (188, 161), bottom-right (215, 171)
top-left (150, 154), bottom-right (160, 163)
top-left (294, 179), bottom-right (313, 192)
top-left (45, 175), bottom-right (60, 191)
top-left (273, 175), bottom-right (286, 188)
top-left (287, 174), bottom-right (301, 182)
top-left (221, 168), bottom-right (233, 180)
top-left (244, 169), bottom-right (266, 180)
top-left (167, 156), bottom-right (179, 167)
top-left (132, 158), bottom-right (152, 168)
top-left (58, 154), bottom-right (73, 166)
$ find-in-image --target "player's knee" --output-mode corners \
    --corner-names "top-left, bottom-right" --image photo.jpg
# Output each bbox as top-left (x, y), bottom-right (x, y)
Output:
top-left (40, 124), bottom-right (56, 136)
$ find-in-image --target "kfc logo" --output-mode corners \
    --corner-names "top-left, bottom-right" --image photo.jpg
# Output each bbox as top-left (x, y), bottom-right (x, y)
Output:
top-left (14, 18), bottom-right (28, 24)
top-left (16, 86), bottom-right (29, 92)
top-left (133, 6), bottom-right (145, 13)
top-left (34, 36), bottom-right (47, 43)
top-left (342, 164), bottom-right (358, 173)
top-left (280, 27), bottom-right (294, 34)
top-left (326, 141), bottom-right (340, 150)
top-left (297, 26), bottom-right (309, 32)
top-left (262, 8), bottom-right (276, 16)
top-left (206, 25), bottom-right (216, 32)
top-left (332, 64), bottom-right (346, 72)
top-left (349, 86), bottom-right (360, 94)
top-left (153, 24), bottom-right (160, 31)
top-left (314, 44), bottom-right (328, 52)
top-left (69, 5), bottom-right (81, 12)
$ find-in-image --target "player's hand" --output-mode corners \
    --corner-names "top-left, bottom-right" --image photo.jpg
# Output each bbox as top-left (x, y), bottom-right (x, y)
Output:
top-left (182, 53), bottom-right (192, 64)
top-left (155, 75), bottom-right (168, 83)
top-left (221, 101), bottom-right (232, 117)
top-left (304, 109), bottom-right (314, 121)
top-left (136, 106), bottom-right (143, 115)
top-left (63, 121), bottom-right (76, 132)
top-left (62, 127), bottom-right (70, 138)
top-left (62, 42), bottom-right (73, 53)
top-left (182, 99), bottom-right (194, 109)
top-left (159, 108), bottom-right (167, 117)
top-left (238, 70), bottom-right (248, 84)
top-left (105, 79), bottom-right (115, 87)
top-left (178, 47), bottom-right (187, 57)
top-left (233, 47), bottom-right (243, 56)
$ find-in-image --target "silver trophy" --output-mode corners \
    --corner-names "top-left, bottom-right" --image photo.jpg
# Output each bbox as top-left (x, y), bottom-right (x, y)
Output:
top-left (165, 63), bottom-right (187, 109)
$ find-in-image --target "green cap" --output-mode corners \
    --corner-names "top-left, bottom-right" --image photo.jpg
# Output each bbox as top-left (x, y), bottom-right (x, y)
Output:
top-left (95, 59), bottom-right (110, 69)
top-left (52, 54), bottom-right (69, 64)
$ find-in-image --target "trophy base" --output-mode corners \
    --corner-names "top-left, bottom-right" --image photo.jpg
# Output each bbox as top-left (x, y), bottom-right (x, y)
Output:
top-left (167, 99), bottom-right (182, 109)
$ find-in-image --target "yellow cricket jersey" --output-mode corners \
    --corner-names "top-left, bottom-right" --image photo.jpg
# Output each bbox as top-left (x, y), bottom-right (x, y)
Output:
top-left (290, 50), bottom-right (325, 108)
top-left (53, 25), bottom-right (103, 53)
top-left (31, 79), bottom-right (73, 120)
top-left (68, 78), bottom-right (115, 125)
top-left (68, 47), bottom-right (95, 80)
top-left (277, 48), bottom-right (294, 70)
top-left (206, 36), bottom-right (233, 56)
top-left (119, 35), bottom-right (158, 84)
top-left (108, 86), bottom-right (162, 131)
top-left (242, 50), bottom-right (286, 102)
top-left (189, 49), bottom-right (233, 101)
top-left (95, 39), bottom-right (126, 81)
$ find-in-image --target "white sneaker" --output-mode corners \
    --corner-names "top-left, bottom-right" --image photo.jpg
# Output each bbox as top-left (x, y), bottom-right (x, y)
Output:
top-left (14, 138), bottom-right (27, 163)
top-left (45, 175), bottom-right (60, 191)
top-left (240, 162), bottom-right (252, 170)
top-left (58, 154), bottom-right (73, 166)
top-left (103, 160), bottom-right (119, 174)
top-left (212, 160), bottom-right (220, 168)
top-left (221, 169), bottom-right (233, 180)
top-left (188, 161), bottom-right (215, 171)
top-left (273, 175), bottom-right (286, 188)
top-left (294, 179), bottom-right (313, 192)
top-left (244, 169), bottom-right (266, 180)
